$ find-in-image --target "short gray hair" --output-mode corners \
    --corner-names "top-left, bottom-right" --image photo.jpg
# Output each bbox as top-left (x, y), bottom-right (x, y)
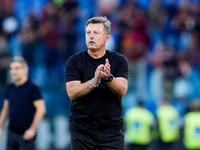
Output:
top-left (10, 57), bottom-right (28, 69)
top-left (85, 16), bottom-right (111, 35)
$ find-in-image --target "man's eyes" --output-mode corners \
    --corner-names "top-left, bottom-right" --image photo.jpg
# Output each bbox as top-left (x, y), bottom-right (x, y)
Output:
top-left (86, 32), bottom-right (99, 35)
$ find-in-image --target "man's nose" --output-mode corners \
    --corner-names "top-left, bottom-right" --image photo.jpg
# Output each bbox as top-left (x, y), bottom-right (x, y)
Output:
top-left (89, 32), bottom-right (94, 39)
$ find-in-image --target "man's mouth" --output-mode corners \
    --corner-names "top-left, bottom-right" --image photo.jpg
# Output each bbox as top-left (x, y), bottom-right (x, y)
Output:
top-left (89, 41), bottom-right (95, 44)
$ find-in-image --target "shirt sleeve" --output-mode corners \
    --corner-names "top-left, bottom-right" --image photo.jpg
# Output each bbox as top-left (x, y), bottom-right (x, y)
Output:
top-left (65, 55), bottom-right (81, 82)
top-left (115, 54), bottom-right (129, 80)
top-left (31, 84), bottom-right (42, 101)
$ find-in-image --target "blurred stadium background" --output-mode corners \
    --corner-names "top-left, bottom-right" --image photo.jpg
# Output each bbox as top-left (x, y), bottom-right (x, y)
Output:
top-left (0, 0), bottom-right (200, 149)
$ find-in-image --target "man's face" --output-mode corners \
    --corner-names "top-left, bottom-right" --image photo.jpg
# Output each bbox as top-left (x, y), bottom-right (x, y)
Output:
top-left (9, 62), bottom-right (27, 82)
top-left (86, 23), bottom-right (109, 51)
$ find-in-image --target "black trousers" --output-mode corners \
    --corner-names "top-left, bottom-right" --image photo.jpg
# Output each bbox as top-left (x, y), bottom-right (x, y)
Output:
top-left (126, 143), bottom-right (148, 150)
top-left (156, 139), bottom-right (176, 150)
top-left (7, 130), bottom-right (35, 150)
top-left (70, 131), bottom-right (125, 150)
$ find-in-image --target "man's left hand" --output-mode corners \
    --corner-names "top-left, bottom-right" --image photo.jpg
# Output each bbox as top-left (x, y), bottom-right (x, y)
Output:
top-left (23, 128), bottom-right (36, 140)
top-left (103, 58), bottom-right (111, 80)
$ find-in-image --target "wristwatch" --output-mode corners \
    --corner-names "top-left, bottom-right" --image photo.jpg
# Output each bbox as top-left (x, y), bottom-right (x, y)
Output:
top-left (105, 75), bottom-right (113, 82)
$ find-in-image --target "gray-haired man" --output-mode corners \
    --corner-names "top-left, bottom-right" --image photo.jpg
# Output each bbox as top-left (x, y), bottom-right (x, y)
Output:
top-left (0, 57), bottom-right (46, 150)
top-left (66, 16), bottom-right (129, 149)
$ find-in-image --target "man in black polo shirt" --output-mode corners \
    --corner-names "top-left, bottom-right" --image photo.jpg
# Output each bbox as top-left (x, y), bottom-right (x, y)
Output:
top-left (0, 57), bottom-right (46, 150)
top-left (66, 16), bottom-right (129, 149)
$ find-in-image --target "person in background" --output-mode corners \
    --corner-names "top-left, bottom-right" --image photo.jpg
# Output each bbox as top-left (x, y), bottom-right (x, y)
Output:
top-left (184, 99), bottom-right (200, 150)
top-left (156, 98), bottom-right (180, 150)
top-left (65, 16), bottom-right (129, 150)
top-left (125, 100), bottom-right (154, 150)
top-left (0, 34), bottom-right (10, 109)
top-left (0, 57), bottom-right (46, 150)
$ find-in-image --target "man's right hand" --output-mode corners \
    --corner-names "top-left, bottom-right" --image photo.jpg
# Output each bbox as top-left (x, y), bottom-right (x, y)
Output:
top-left (93, 64), bottom-right (104, 86)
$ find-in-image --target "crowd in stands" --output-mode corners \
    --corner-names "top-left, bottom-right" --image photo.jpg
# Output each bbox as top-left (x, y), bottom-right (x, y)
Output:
top-left (1, 0), bottom-right (200, 149)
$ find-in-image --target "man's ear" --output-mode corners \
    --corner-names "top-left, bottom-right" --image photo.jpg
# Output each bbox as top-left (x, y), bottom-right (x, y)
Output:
top-left (25, 67), bottom-right (29, 76)
top-left (105, 34), bottom-right (110, 43)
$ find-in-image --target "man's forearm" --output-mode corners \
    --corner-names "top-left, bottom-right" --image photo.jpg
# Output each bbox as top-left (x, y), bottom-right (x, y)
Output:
top-left (0, 101), bottom-right (9, 129)
top-left (106, 77), bottom-right (128, 97)
top-left (0, 110), bottom-right (8, 129)
top-left (29, 107), bottom-right (45, 131)
top-left (67, 80), bottom-right (95, 101)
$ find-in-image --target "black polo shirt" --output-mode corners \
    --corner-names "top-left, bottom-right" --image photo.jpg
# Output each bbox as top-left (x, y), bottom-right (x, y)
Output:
top-left (4, 80), bottom-right (42, 134)
top-left (65, 50), bottom-right (129, 134)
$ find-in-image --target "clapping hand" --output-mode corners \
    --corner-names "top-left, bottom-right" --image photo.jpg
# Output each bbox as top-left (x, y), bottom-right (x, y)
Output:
top-left (102, 58), bottom-right (111, 80)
